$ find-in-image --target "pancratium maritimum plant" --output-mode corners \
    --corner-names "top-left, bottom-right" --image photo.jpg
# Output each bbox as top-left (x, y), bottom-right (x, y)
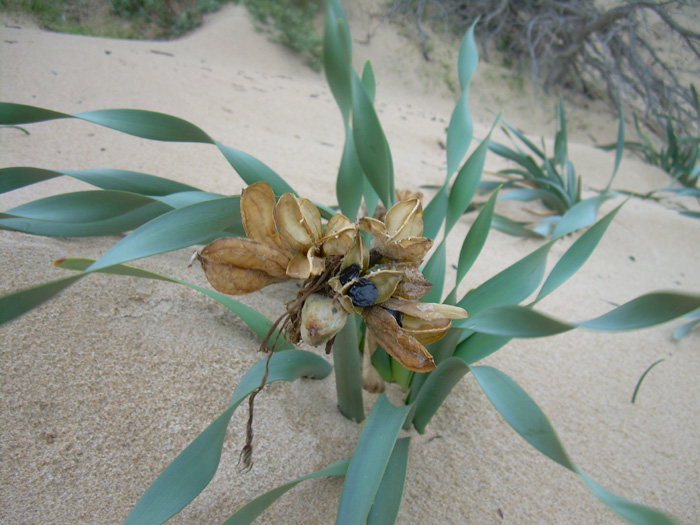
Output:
top-left (1, 0), bottom-right (699, 523)
top-left (193, 181), bottom-right (466, 467)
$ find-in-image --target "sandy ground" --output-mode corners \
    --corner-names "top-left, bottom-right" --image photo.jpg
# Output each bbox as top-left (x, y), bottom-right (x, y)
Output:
top-left (1, 3), bottom-right (699, 524)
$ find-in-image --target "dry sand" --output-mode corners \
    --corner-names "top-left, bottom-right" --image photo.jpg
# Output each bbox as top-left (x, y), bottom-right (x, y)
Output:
top-left (1, 3), bottom-right (699, 524)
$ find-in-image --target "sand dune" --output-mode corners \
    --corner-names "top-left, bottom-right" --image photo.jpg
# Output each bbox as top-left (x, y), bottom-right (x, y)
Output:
top-left (1, 4), bottom-right (699, 523)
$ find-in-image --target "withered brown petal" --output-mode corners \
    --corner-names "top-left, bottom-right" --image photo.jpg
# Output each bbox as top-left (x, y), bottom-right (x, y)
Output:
top-left (240, 182), bottom-right (293, 256)
top-left (200, 237), bottom-right (290, 278)
top-left (363, 306), bottom-right (436, 373)
top-left (275, 193), bottom-right (315, 251)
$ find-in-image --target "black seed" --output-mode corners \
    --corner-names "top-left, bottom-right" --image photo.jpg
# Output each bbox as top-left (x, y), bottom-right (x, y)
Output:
top-left (347, 278), bottom-right (378, 307)
top-left (383, 308), bottom-right (404, 328)
top-left (339, 263), bottom-right (362, 286)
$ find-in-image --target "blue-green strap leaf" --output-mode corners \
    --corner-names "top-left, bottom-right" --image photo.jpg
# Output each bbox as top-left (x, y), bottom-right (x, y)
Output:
top-left (445, 19), bottom-right (479, 178)
top-left (124, 350), bottom-right (332, 524)
top-left (535, 201), bottom-right (624, 303)
top-left (471, 365), bottom-right (677, 524)
top-left (85, 196), bottom-right (241, 272)
top-left (412, 357), bottom-right (470, 433)
top-left (456, 241), bottom-right (553, 315)
top-left (223, 458), bottom-right (351, 524)
top-left (337, 394), bottom-right (411, 525)
top-left (445, 116), bottom-right (500, 234)
top-left (0, 166), bottom-right (202, 197)
top-left (367, 437), bottom-right (411, 525)
top-left (0, 273), bottom-right (85, 326)
top-left (0, 201), bottom-right (170, 237)
top-left (351, 71), bottom-right (395, 209)
top-left (0, 103), bottom-right (296, 195)
top-left (460, 292), bottom-right (700, 337)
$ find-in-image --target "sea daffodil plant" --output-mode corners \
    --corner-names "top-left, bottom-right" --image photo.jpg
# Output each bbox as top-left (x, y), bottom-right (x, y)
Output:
top-left (1, 0), bottom-right (699, 523)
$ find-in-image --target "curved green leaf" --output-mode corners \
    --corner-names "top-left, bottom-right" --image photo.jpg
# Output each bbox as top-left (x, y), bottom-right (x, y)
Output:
top-left (580, 292), bottom-right (700, 331)
top-left (367, 437), bottom-right (411, 525)
top-left (454, 332), bottom-right (512, 365)
top-left (324, 0), bottom-right (352, 124)
top-left (0, 166), bottom-right (202, 196)
top-left (631, 359), bottom-right (665, 404)
top-left (471, 365), bottom-right (677, 524)
top-left (421, 239), bottom-right (446, 304)
top-left (445, 91), bottom-right (473, 180)
top-left (0, 103), bottom-right (296, 196)
top-left (460, 292), bottom-right (700, 337)
top-left (124, 350), bottom-right (332, 525)
top-left (76, 108), bottom-right (212, 142)
top-left (0, 274), bottom-right (85, 326)
top-left (422, 183), bottom-right (449, 239)
top-left (332, 316), bottom-right (365, 422)
top-left (412, 357), bottom-right (469, 433)
top-left (337, 394), bottom-right (410, 525)
top-left (216, 142), bottom-right (297, 196)
top-left (446, 117), bottom-right (500, 234)
top-left (0, 201), bottom-right (170, 236)
top-left (456, 241), bottom-right (553, 315)
top-left (463, 305), bottom-right (573, 337)
top-left (0, 101), bottom-right (68, 124)
top-left (445, 19), bottom-right (479, 178)
top-left (4, 190), bottom-right (157, 222)
top-left (450, 187), bottom-right (499, 298)
top-left (551, 195), bottom-right (607, 240)
top-left (85, 196), bottom-right (240, 272)
top-left (223, 458), bottom-right (350, 524)
top-left (351, 71), bottom-right (394, 209)
top-left (535, 201), bottom-right (624, 303)
top-left (336, 128), bottom-right (364, 219)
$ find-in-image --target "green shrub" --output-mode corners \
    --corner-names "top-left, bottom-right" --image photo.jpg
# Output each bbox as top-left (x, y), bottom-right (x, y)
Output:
top-left (244, 0), bottom-right (322, 71)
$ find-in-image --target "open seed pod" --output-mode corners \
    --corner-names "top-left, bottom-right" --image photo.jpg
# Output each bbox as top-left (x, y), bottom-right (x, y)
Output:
top-left (300, 294), bottom-right (349, 347)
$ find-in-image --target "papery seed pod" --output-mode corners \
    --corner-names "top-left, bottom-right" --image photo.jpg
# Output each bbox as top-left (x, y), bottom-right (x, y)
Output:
top-left (240, 182), bottom-right (294, 257)
top-left (393, 265), bottom-right (433, 300)
top-left (365, 269), bottom-right (403, 304)
top-left (321, 213), bottom-right (356, 256)
top-left (381, 296), bottom-right (468, 321)
top-left (199, 237), bottom-right (290, 295)
top-left (275, 193), bottom-right (320, 252)
top-left (363, 306), bottom-right (436, 373)
top-left (401, 315), bottom-right (451, 345)
top-left (301, 294), bottom-right (348, 347)
top-left (340, 234), bottom-right (369, 275)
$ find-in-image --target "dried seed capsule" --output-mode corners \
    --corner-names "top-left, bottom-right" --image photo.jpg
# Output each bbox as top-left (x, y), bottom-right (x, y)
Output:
top-left (301, 294), bottom-right (348, 347)
top-left (347, 278), bottom-right (378, 307)
top-left (339, 263), bottom-right (362, 286)
top-left (383, 308), bottom-right (404, 328)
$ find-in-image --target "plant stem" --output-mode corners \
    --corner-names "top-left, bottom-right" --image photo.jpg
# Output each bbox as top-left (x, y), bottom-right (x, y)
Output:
top-left (332, 316), bottom-right (365, 422)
